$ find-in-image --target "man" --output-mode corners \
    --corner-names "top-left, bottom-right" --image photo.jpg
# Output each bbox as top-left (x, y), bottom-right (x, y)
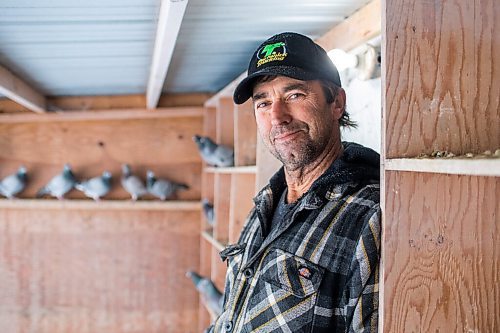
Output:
top-left (209, 32), bottom-right (380, 333)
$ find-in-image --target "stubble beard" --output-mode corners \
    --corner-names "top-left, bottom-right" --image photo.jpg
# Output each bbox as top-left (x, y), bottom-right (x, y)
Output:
top-left (267, 123), bottom-right (326, 172)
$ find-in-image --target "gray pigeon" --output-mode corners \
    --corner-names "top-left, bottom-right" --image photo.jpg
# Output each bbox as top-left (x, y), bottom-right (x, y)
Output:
top-left (186, 271), bottom-right (224, 317)
top-left (0, 166), bottom-right (28, 199)
top-left (36, 164), bottom-right (76, 200)
top-left (121, 164), bottom-right (147, 201)
top-left (146, 170), bottom-right (189, 201)
top-left (193, 135), bottom-right (234, 167)
top-left (75, 171), bottom-right (112, 201)
top-left (202, 198), bottom-right (215, 227)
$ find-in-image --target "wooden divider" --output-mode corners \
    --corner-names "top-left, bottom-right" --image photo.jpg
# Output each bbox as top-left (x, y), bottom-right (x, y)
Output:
top-left (382, 0), bottom-right (500, 331)
top-left (229, 173), bottom-right (256, 244)
top-left (234, 100), bottom-right (257, 166)
top-left (214, 174), bottom-right (232, 245)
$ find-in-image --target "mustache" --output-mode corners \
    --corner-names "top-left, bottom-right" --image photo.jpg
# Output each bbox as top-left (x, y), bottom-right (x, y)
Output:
top-left (270, 122), bottom-right (308, 140)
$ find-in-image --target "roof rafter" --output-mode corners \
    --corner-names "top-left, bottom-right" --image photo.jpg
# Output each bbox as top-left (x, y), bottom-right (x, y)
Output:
top-left (0, 65), bottom-right (46, 113)
top-left (146, 0), bottom-right (189, 109)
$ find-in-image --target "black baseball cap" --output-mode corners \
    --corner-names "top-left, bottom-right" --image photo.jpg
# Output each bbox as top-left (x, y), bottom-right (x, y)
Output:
top-left (233, 32), bottom-right (341, 105)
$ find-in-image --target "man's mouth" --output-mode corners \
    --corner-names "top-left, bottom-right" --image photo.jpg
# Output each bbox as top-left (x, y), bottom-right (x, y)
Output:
top-left (273, 130), bottom-right (302, 143)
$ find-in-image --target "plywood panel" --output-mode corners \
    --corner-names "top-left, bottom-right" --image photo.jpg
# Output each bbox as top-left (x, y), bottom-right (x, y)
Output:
top-left (0, 116), bottom-right (202, 200)
top-left (234, 100), bottom-right (256, 166)
top-left (384, 171), bottom-right (499, 332)
top-left (229, 173), bottom-right (256, 244)
top-left (198, 237), bottom-right (213, 332)
top-left (0, 209), bottom-right (201, 333)
top-left (255, 134), bottom-right (281, 192)
top-left (215, 97), bottom-right (234, 147)
top-left (385, 0), bottom-right (500, 158)
top-left (214, 174), bottom-right (231, 244)
top-left (203, 107), bottom-right (217, 141)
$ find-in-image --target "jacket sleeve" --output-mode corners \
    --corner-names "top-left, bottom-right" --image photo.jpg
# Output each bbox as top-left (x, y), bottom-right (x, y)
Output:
top-left (344, 206), bottom-right (381, 332)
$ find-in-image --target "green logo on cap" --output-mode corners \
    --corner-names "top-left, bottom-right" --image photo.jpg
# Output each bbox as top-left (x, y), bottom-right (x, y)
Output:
top-left (257, 42), bottom-right (287, 67)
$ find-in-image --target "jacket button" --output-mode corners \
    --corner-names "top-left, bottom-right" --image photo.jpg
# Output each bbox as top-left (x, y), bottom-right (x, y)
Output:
top-left (224, 321), bottom-right (233, 332)
top-left (243, 268), bottom-right (254, 278)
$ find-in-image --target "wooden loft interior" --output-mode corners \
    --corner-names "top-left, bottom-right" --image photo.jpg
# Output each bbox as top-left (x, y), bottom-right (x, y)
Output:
top-left (0, 0), bottom-right (498, 332)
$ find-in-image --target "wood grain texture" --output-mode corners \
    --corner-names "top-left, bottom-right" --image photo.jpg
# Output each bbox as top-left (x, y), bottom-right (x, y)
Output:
top-left (316, 0), bottom-right (381, 51)
top-left (0, 116), bottom-right (202, 200)
top-left (215, 97), bottom-right (234, 147)
top-left (234, 100), bottom-right (257, 166)
top-left (0, 209), bottom-right (201, 333)
top-left (229, 173), bottom-right (256, 244)
top-left (203, 107), bottom-right (217, 141)
top-left (255, 134), bottom-right (281, 192)
top-left (214, 174), bottom-right (231, 245)
top-left (384, 0), bottom-right (500, 158)
top-left (384, 171), bottom-right (499, 332)
top-left (198, 237), bottom-right (213, 331)
top-left (0, 94), bottom-right (211, 114)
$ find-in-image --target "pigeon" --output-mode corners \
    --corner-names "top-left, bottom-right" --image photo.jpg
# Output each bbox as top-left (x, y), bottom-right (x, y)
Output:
top-left (186, 271), bottom-right (224, 317)
top-left (193, 135), bottom-right (234, 167)
top-left (75, 171), bottom-right (112, 201)
top-left (202, 198), bottom-right (215, 227)
top-left (36, 164), bottom-right (76, 200)
top-left (146, 170), bottom-right (189, 201)
top-left (121, 164), bottom-right (148, 201)
top-left (0, 166), bottom-right (28, 199)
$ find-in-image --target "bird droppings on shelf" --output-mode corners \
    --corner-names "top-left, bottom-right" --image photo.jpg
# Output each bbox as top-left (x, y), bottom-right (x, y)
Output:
top-left (418, 149), bottom-right (500, 160)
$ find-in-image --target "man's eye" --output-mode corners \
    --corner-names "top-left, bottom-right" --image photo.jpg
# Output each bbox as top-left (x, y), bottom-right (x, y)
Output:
top-left (256, 101), bottom-right (269, 109)
top-left (288, 93), bottom-right (303, 100)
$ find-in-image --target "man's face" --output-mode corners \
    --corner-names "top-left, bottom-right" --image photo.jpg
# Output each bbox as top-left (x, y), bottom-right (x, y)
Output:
top-left (252, 76), bottom-right (343, 171)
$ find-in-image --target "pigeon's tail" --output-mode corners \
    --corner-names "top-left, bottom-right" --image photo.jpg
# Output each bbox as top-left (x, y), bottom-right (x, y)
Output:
top-left (186, 270), bottom-right (203, 287)
top-left (36, 187), bottom-right (48, 198)
top-left (177, 183), bottom-right (189, 190)
top-left (74, 182), bottom-right (84, 191)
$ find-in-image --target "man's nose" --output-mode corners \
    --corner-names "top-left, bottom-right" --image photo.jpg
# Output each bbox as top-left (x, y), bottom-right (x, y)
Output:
top-left (270, 100), bottom-right (291, 125)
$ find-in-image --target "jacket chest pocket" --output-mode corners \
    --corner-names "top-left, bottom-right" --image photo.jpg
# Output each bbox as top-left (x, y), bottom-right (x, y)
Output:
top-left (243, 248), bottom-right (324, 332)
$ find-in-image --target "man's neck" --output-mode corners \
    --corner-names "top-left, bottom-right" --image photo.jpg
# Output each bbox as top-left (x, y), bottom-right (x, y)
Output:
top-left (284, 140), bottom-right (343, 203)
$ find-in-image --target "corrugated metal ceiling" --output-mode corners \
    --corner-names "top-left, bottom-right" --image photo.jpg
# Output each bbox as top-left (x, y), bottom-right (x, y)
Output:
top-left (0, 0), bottom-right (370, 97)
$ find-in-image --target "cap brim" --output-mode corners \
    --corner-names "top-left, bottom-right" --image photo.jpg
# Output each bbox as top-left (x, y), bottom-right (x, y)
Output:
top-left (233, 65), bottom-right (321, 104)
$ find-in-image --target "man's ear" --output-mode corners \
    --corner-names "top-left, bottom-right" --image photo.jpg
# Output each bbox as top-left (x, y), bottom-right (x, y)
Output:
top-left (330, 87), bottom-right (346, 121)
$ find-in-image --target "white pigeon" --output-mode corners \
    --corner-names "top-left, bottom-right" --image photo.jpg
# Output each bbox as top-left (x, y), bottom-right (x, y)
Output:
top-left (36, 164), bottom-right (77, 200)
top-left (121, 164), bottom-right (147, 201)
top-left (75, 171), bottom-right (112, 201)
top-left (193, 135), bottom-right (234, 167)
top-left (0, 166), bottom-right (28, 199)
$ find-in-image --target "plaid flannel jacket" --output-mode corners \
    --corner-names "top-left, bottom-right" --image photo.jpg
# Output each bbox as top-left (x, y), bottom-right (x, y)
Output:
top-left (210, 142), bottom-right (381, 333)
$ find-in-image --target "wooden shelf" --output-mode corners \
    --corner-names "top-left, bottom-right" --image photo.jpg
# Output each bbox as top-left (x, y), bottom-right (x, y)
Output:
top-left (201, 230), bottom-right (226, 252)
top-left (0, 199), bottom-right (202, 211)
top-left (204, 165), bottom-right (257, 174)
top-left (385, 158), bottom-right (500, 177)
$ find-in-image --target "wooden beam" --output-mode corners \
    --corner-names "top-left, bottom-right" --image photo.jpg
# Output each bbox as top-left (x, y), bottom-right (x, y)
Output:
top-left (315, 0), bottom-right (381, 51)
top-left (146, 0), bottom-right (189, 109)
top-left (0, 107), bottom-right (203, 123)
top-left (0, 65), bottom-right (46, 113)
top-left (204, 0), bottom-right (381, 107)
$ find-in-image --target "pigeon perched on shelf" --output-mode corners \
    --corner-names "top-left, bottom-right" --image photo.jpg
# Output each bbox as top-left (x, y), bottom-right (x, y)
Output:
top-left (75, 171), bottom-right (112, 201)
top-left (0, 166), bottom-right (28, 199)
top-left (146, 170), bottom-right (189, 201)
top-left (192, 135), bottom-right (234, 167)
top-left (202, 198), bottom-right (215, 227)
top-left (186, 271), bottom-right (224, 317)
top-left (121, 164), bottom-right (147, 201)
top-left (36, 164), bottom-right (76, 200)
